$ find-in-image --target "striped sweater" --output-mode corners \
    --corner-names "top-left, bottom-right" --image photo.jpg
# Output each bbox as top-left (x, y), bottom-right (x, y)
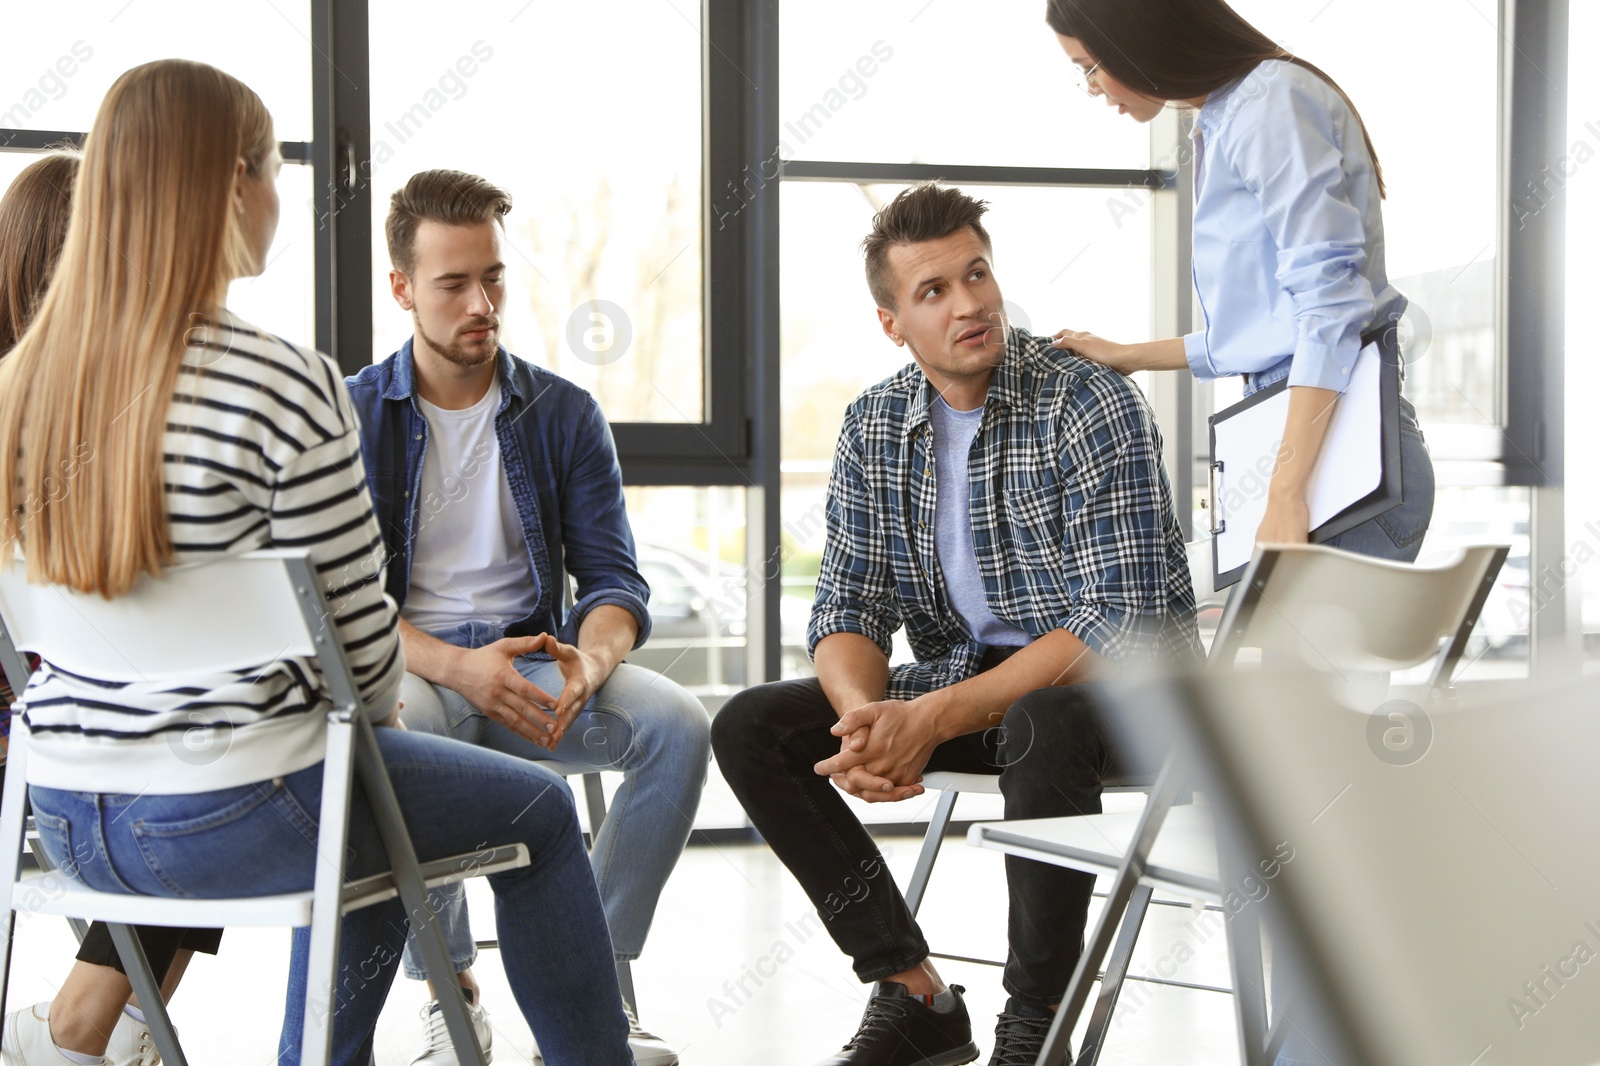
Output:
top-left (19, 312), bottom-right (405, 794)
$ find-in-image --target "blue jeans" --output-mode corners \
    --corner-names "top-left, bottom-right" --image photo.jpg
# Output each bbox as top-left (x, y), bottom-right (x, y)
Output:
top-left (399, 620), bottom-right (710, 980)
top-left (28, 728), bottom-right (632, 1066)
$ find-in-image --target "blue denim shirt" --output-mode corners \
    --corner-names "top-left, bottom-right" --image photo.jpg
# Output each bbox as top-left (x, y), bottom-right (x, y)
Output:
top-left (345, 340), bottom-right (651, 650)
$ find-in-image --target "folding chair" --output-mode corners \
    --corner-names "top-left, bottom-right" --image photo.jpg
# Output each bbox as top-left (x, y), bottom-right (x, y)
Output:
top-left (1149, 667), bottom-right (1600, 1063)
top-left (1038, 542), bottom-right (1509, 1066)
top-left (0, 646), bottom-right (90, 947)
top-left (0, 550), bottom-right (526, 1066)
top-left (902, 539), bottom-right (1228, 964)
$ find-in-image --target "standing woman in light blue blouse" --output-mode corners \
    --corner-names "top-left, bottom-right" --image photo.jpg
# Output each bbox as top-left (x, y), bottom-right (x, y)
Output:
top-left (1045, 0), bottom-right (1434, 560)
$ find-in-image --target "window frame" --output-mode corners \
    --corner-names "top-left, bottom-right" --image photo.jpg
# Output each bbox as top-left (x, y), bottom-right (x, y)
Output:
top-left (1, 0), bottom-right (1572, 687)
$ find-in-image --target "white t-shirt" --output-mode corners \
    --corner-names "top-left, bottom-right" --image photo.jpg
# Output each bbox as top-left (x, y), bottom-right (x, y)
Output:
top-left (402, 378), bottom-right (537, 632)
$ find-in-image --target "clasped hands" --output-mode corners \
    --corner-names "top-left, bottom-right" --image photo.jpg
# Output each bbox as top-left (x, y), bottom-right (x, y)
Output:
top-left (453, 632), bottom-right (605, 751)
top-left (814, 698), bottom-right (942, 803)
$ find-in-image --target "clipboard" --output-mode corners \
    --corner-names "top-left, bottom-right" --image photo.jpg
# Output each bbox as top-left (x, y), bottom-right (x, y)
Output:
top-left (1206, 331), bottom-right (1403, 589)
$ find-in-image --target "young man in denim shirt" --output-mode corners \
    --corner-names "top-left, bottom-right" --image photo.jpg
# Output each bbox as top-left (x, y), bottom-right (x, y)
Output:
top-left (712, 184), bottom-right (1201, 1066)
top-left (345, 169), bottom-right (708, 1066)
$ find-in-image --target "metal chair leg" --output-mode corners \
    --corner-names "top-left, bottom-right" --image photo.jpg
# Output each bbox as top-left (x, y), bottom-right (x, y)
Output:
top-left (617, 959), bottom-right (637, 1015)
top-left (1226, 899), bottom-right (1271, 1066)
top-left (300, 717), bottom-right (357, 1066)
top-left (106, 923), bottom-right (189, 1066)
top-left (353, 717), bottom-right (488, 1066)
top-left (0, 911), bottom-right (13, 1030)
top-left (904, 787), bottom-right (960, 918)
top-left (582, 773), bottom-right (609, 836)
top-left (582, 774), bottom-right (639, 1014)
top-left (1049, 756), bottom-right (1184, 1059)
top-left (1074, 882), bottom-right (1156, 1065)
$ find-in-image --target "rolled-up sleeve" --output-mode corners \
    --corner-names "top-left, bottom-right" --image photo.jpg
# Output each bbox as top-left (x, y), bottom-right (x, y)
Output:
top-left (1183, 330), bottom-right (1218, 380)
top-left (1225, 75), bottom-right (1377, 394)
top-left (1052, 374), bottom-right (1178, 660)
top-left (558, 396), bottom-right (651, 647)
top-left (807, 408), bottom-right (902, 660)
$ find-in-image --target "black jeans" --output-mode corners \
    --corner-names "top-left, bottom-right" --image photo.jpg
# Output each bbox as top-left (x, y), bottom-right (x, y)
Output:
top-left (712, 675), bottom-right (1147, 1010)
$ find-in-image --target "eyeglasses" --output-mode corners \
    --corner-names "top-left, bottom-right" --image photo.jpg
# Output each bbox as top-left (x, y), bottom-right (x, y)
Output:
top-left (1075, 61), bottom-right (1102, 96)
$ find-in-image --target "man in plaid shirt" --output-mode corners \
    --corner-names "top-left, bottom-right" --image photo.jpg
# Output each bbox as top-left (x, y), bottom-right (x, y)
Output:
top-left (712, 183), bottom-right (1200, 1066)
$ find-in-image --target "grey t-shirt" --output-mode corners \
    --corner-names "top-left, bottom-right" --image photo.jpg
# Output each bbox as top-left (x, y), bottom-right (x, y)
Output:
top-left (930, 397), bottom-right (1032, 648)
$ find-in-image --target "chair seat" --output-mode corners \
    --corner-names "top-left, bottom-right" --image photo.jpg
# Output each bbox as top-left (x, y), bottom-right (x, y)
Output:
top-left (15, 844), bottom-right (530, 928)
top-left (534, 759), bottom-right (600, 779)
top-left (920, 770), bottom-right (1001, 794)
top-left (921, 770), bottom-right (1154, 795)
top-left (967, 805), bottom-right (1220, 900)
top-left (20, 877), bottom-right (318, 927)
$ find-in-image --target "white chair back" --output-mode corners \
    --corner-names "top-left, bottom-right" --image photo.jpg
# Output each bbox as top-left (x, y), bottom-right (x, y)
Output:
top-left (1171, 668), bottom-right (1600, 1064)
top-left (0, 550), bottom-right (326, 684)
top-left (1210, 543), bottom-right (1507, 679)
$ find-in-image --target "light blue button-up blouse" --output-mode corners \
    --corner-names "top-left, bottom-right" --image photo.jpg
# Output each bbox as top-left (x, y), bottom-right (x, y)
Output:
top-left (1182, 59), bottom-right (1405, 395)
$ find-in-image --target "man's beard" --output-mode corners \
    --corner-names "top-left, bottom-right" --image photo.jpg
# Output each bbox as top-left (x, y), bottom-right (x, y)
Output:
top-left (415, 313), bottom-right (498, 368)
top-left (904, 318), bottom-right (1008, 375)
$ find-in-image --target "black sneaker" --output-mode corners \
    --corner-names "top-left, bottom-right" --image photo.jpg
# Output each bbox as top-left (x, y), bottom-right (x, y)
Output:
top-left (813, 982), bottom-right (980, 1066)
top-left (987, 998), bottom-right (1058, 1065)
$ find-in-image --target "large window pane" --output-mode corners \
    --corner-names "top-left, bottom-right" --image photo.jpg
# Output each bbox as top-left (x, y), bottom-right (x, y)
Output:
top-left (1565, 2), bottom-right (1599, 668)
top-left (1227, 0), bottom-right (1500, 429)
top-left (625, 486), bottom-right (749, 702)
top-left (366, 2), bottom-right (704, 422)
top-left (0, 153), bottom-right (49, 202)
top-left (1407, 487), bottom-right (1532, 684)
top-left (779, 180), bottom-right (1153, 679)
top-left (779, 1), bottom-right (1148, 169)
top-left (2, 3), bottom-right (312, 141)
top-left (228, 162), bottom-right (316, 350)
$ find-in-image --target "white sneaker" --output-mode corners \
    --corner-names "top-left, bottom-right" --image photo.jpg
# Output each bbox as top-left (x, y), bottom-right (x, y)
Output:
top-left (621, 1002), bottom-right (679, 1066)
top-left (408, 996), bottom-right (493, 1066)
top-left (104, 1012), bottom-right (159, 1066)
top-left (527, 1001), bottom-right (678, 1065)
top-left (2, 1003), bottom-right (109, 1065)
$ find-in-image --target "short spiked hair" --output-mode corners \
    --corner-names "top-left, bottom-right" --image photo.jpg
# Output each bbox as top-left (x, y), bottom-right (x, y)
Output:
top-left (861, 183), bottom-right (992, 310)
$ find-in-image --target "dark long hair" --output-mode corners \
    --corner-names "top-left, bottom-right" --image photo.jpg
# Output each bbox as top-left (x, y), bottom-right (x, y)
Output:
top-left (1045, 0), bottom-right (1385, 197)
top-left (0, 152), bottom-right (80, 355)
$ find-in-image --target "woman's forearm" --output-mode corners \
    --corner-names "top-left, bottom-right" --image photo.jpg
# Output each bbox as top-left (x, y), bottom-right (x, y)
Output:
top-left (1054, 331), bottom-right (1190, 374)
top-left (1122, 337), bottom-right (1190, 372)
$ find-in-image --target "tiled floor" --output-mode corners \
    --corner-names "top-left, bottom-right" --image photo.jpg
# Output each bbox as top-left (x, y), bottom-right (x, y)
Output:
top-left (6, 790), bottom-right (1243, 1064)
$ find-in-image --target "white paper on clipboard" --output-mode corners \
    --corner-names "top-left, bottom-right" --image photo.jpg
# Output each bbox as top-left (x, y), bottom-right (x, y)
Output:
top-left (1211, 341), bottom-right (1385, 577)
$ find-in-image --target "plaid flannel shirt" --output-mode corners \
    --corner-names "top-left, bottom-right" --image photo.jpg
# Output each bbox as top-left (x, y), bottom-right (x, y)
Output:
top-left (808, 328), bottom-right (1202, 699)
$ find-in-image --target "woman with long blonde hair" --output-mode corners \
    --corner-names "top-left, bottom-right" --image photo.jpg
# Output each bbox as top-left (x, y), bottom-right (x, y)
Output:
top-left (0, 148), bottom-right (228, 1066)
top-left (6, 60), bottom-right (631, 1066)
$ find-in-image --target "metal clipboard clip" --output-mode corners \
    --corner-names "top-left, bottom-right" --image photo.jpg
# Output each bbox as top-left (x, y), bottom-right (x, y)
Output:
top-left (1208, 459), bottom-right (1226, 536)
